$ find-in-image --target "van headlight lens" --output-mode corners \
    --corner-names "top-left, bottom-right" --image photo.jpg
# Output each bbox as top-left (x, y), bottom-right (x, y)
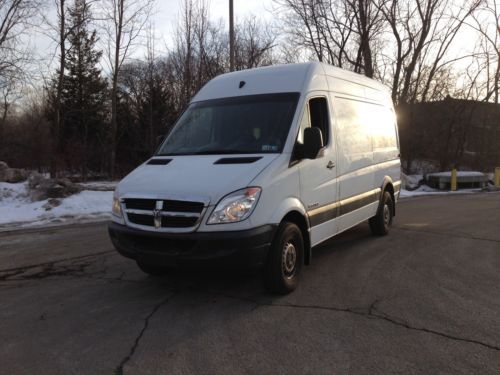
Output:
top-left (207, 187), bottom-right (261, 224)
top-left (112, 191), bottom-right (123, 218)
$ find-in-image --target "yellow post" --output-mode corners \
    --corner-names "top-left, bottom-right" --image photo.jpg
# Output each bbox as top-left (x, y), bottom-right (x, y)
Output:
top-left (495, 167), bottom-right (500, 187)
top-left (451, 168), bottom-right (457, 191)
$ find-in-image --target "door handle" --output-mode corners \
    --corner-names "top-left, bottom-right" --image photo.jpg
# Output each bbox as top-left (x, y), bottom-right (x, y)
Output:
top-left (326, 160), bottom-right (335, 169)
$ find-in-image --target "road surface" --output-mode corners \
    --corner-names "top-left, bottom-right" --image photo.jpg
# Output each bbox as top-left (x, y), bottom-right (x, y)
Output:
top-left (1, 193), bottom-right (499, 374)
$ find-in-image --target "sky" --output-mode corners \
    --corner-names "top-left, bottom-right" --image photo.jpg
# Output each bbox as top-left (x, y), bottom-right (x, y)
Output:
top-left (20, 0), bottom-right (489, 99)
top-left (154, 0), bottom-right (273, 47)
top-left (28, 0), bottom-right (275, 82)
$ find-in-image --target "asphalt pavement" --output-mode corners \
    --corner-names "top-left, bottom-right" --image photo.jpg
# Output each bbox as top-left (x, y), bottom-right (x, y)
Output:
top-left (1, 193), bottom-right (499, 374)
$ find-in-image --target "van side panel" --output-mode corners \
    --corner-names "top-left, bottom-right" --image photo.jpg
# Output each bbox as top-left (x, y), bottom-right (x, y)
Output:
top-left (325, 71), bottom-right (401, 234)
top-left (372, 105), bottom-right (399, 164)
top-left (332, 96), bottom-right (375, 177)
top-left (330, 95), bottom-right (377, 232)
top-left (372, 104), bottom-right (401, 200)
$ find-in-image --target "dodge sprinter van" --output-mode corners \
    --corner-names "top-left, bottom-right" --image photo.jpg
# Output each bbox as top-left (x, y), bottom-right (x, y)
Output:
top-left (108, 62), bottom-right (401, 294)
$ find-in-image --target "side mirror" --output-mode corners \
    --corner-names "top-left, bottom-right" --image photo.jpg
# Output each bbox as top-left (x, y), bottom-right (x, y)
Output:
top-left (303, 127), bottom-right (324, 159)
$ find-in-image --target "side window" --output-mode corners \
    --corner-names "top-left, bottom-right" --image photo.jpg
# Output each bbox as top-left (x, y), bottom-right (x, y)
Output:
top-left (309, 97), bottom-right (329, 145)
top-left (297, 97), bottom-right (330, 145)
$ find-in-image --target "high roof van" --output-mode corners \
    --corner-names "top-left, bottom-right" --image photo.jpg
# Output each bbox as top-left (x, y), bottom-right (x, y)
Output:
top-left (108, 62), bottom-right (401, 294)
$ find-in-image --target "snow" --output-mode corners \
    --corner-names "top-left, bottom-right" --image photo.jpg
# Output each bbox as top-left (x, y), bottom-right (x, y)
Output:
top-left (400, 185), bottom-right (482, 198)
top-left (401, 173), bottom-right (423, 190)
top-left (0, 181), bottom-right (113, 230)
top-left (0, 174), bottom-right (494, 230)
top-left (427, 171), bottom-right (485, 178)
top-left (79, 180), bottom-right (117, 191)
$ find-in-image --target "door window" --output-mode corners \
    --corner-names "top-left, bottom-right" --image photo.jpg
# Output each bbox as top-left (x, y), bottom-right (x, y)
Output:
top-left (297, 97), bottom-right (330, 146)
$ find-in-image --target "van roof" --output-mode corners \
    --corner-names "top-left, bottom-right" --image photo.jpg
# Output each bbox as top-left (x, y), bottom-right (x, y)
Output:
top-left (192, 62), bottom-right (390, 103)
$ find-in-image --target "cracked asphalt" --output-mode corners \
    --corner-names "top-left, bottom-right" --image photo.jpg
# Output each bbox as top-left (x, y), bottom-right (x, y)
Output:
top-left (1, 193), bottom-right (499, 374)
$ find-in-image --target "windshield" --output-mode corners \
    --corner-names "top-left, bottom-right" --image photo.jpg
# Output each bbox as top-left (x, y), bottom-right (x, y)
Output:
top-left (157, 93), bottom-right (300, 156)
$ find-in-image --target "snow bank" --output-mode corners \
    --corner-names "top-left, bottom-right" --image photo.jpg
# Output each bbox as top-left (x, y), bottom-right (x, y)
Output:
top-left (400, 185), bottom-right (482, 198)
top-left (0, 176), bottom-right (493, 229)
top-left (79, 181), bottom-right (117, 191)
top-left (0, 181), bottom-right (113, 229)
top-left (401, 173), bottom-right (423, 190)
top-left (427, 171), bottom-right (485, 178)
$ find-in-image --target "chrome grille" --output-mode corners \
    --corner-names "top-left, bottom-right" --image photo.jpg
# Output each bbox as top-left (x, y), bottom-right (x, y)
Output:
top-left (123, 198), bottom-right (205, 230)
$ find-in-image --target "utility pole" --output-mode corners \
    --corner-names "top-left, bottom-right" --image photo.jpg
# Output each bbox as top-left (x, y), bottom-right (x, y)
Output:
top-left (229, 0), bottom-right (235, 71)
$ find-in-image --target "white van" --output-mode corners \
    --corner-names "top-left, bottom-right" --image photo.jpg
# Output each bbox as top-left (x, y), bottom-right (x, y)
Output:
top-left (108, 62), bottom-right (401, 294)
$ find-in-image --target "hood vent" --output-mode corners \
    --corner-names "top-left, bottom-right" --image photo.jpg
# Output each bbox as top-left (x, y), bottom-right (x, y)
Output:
top-left (214, 157), bottom-right (262, 165)
top-left (146, 158), bottom-right (172, 165)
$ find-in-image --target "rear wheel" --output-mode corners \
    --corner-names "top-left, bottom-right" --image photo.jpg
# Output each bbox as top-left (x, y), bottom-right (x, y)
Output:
top-left (136, 261), bottom-right (169, 276)
top-left (264, 222), bottom-right (304, 294)
top-left (369, 191), bottom-right (394, 236)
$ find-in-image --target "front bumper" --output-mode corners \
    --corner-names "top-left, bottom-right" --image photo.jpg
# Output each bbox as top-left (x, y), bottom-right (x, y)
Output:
top-left (108, 222), bottom-right (277, 268)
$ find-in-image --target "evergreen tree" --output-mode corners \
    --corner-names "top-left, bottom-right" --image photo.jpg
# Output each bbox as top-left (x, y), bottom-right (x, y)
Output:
top-left (61, 0), bottom-right (107, 178)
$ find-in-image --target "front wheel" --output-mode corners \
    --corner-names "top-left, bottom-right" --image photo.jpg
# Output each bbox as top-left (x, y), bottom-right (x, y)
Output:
top-left (369, 191), bottom-right (394, 236)
top-left (264, 222), bottom-right (304, 294)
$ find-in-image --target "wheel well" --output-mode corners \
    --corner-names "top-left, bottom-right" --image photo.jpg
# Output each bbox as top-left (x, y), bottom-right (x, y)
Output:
top-left (383, 183), bottom-right (396, 216)
top-left (282, 211), bottom-right (311, 265)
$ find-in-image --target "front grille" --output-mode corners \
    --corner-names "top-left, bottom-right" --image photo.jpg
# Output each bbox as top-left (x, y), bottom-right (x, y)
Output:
top-left (124, 199), bottom-right (156, 210)
top-left (127, 213), bottom-right (153, 227)
top-left (161, 200), bottom-right (204, 213)
top-left (161, 216), bottom-right (198, 227)
top-left (124, 199), bottom-right (204, 213)
top-left (123, 198), bottom-right (205, 229)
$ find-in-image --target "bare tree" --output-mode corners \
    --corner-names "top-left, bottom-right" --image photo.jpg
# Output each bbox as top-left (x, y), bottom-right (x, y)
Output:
top-left (98, 0), bottom-right (154, 177)
top-left (1, 86), bottom-right (51, 170)
top-left (417, 0), bottom-right (481, 102)
top-left (0, 0), bottom-right (41, 81)
top-left (169, 0), bottom-right (225, 109)
top-left (169, 0), bottom-right (278, 111)
top-left (49, 0), bottom-right (66, 177)
top-left (0, 0), bottom-right (42, 153)
top-left (378, 0), bottom-right (443, 104)
top-left (466, 0), bottom-right (499, 103)
top-left (352, 0), bottom-right (385, 77)
top-left (276, 0), bottom-right (351, 66)
top-left (234, 16), bottom-right (276, 70)
top-left (376, 0), bottom-right (481, 104)
top-left (0, 76), bottom-right (14, 151)
top-left (276, 0), bottom-right (384, 76)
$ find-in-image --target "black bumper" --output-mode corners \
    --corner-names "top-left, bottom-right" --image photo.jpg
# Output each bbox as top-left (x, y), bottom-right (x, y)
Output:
top-left (108, 222), bottom-right (277, 269)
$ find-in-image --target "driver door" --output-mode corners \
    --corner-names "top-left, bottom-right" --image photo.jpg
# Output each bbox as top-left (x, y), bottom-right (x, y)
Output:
top-left (298, 94), bottom-right (338, 246)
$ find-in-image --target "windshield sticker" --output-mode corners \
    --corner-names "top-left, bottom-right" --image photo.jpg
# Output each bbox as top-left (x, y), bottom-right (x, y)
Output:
top-left (262, 145), bottom-right (278, 152)
top-left (253, 128), bottom-right (261, 139)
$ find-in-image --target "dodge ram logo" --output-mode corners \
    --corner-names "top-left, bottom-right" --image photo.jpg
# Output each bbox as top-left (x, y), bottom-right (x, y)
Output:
top-left (153, 209), bottom-right (162, 229)
top-left (153, 200), bottom-right (163, 229)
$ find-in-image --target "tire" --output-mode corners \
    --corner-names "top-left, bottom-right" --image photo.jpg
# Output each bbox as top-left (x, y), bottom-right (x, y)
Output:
top-left (369, 191), bottom-right (394, 236)
top-left (136, 261), bottom-right (169, 276)
top-left (264, 222), bottom-right (304, 294)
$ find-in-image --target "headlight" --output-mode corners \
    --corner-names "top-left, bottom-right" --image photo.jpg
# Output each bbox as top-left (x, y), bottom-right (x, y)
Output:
top-left (207, 187), bottom-right (261, 224)
top-left (112, 191), bottom-right (122, 218)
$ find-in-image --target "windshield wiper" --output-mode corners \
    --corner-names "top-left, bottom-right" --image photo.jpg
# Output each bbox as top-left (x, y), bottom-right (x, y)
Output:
top-left (157, 150), bottom-right (257, 156)
top-left (191, 150), bottom-right (255, 155)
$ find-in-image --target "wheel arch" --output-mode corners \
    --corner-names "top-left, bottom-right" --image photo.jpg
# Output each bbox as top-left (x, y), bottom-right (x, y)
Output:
top-left (281, 210), bottom-right (312, 265)
top-left (380, 176), bottom-right (395, 216)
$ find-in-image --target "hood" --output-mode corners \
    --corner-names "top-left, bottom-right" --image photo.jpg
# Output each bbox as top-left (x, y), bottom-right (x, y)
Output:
top-left (118, 154), bottom-right (278, 205)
